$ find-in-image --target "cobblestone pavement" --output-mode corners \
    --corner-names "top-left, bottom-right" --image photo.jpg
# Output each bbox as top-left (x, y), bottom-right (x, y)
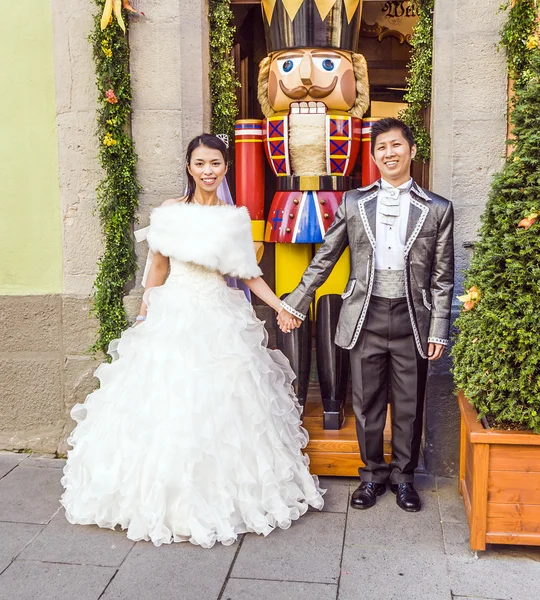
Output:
top-left (1, 452), bottom-right (539, 600)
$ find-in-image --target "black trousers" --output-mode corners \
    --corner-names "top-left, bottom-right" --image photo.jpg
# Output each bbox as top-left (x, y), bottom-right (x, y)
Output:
top-left (350, 296), bottom-right (428, 484)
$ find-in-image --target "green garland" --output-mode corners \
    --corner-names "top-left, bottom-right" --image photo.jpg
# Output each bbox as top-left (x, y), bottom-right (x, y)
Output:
top-left (452, 1), bottom-right (540, 432)
top-left (90, 1), bottom-right (141, 354)
top-left (209, 0), bottom-right (239, 141)
top-left (399, 0), bottom-right (434, 162)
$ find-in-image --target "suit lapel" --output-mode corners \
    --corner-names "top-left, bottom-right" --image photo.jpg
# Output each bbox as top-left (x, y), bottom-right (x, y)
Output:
top-left (404, 192), bottom-right (429, 256)
top-left (357, 189), bottom-right (378, 251)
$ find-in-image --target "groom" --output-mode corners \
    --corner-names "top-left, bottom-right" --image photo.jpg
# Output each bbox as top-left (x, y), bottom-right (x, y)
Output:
top-left (278, 118), bottom-right (454, 512)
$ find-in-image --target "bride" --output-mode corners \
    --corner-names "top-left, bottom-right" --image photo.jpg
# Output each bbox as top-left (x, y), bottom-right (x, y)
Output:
top-left (61, 133), bottom-right (324, 548)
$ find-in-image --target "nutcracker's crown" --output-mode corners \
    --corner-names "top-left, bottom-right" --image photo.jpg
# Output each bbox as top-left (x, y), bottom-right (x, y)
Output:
top-left (262, 0), bottom-right (363, 53)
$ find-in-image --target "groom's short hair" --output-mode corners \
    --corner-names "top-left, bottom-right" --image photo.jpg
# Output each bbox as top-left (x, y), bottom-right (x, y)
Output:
top-left (370, 118), bottom-right (415, 155)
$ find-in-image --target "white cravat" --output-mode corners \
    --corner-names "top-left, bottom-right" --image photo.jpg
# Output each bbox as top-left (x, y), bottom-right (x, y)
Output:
top-left (375, 178), bottom-right (412, 271)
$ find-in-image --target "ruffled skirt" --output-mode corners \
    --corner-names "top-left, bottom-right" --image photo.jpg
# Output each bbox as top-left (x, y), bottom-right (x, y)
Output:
top-left (61, 270), bottom-right (324, 548)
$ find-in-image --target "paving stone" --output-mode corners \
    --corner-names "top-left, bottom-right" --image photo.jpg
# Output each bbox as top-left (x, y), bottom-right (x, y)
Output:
top-left (223, 578), bottom-right (337, 600)
top-left (101, 539), bottom-right (236, 600)
top-left (0, 561), bottom-right (115, 600)
top-left (447, 552), bottom-right (540, 600)
top-left (319, 476), bottom-right (356, 488)
top-left (0, 465), bottom-right (62, 524)
top-left (444, 523), bottom-right (540, 600)
top-left (21, 456), bottom-right (66, 469)
top-left (0, 453), bottom-right (28, 479)
top-left (342, 477), bottom-right (450, 599)
top-left (345, 480), bottom-right (443, 552)
top-left (0, 523), bottom-right (43, 574)
top-left (19, 509), bottom-right (134, 567)
top-left (436, 476), bottom-right (468, 524)
top-left (233, 511), bottom-right (345, 584)
top-left (339, 546), bottom-right (452, 600)
top-left (311, 479), bottom-right (350, 513)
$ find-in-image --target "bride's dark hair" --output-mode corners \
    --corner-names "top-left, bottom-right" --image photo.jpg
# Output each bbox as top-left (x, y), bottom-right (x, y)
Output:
top-left (185, 134), bottom-right (229, 203)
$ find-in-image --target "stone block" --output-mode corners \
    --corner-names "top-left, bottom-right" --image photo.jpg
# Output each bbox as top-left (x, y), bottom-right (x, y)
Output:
top-left (178, 0), bottom-right (211, 133)
top-left (452, 118), bottom-right (507, 169)
top-left (310, 478), bottom-right (350, 513)
top-left (222, 579), bottom-right (337, 600)
top-left (432, 0), bottom-right (455, 35)
top-left (0, 295), bottom-right (62, 353)
top-left (436, 478), bottom-right (468, 524)
top-left (62, 295), bottom-right (99, 355)
top-left (0, 453), bottom-right (28, 479)
top-left (58, 356), bottom-right (100, 455)
top-left (0, 465), bottom-right (63, 524)
top-left (123, 291), bottom-right (145, 323)
top-left (22, 456), bottom-right (65, 469)
top-left (445, 522), bottom-right (540, 600)
top-left (339, 546), bottom-right (451, 600)
top-left (233, 512), bottom-right (345, 584)
top-left (345, 477), bottom-right (441, 551)
top-left (130, 24), bottom-right (183, 111)
top-left (453, 34), bottom-right (507, 122)
top-left (0, 522), bottom-right (43, 574)
top-left (454, 0), bottom-right (507, 34)
top-left (0, 357), bottom-right (64, 452)
top-left (131, 110), bottom-right (184, 195)
top-left (127, 1), bottom-right (183, 24)
top-left (62, 193), bottom-right (102, 297)
top-left (19, 509), bottom-right (135, 568)
top-left (342, 477), bottom-right (450, 599)
top-left (56, 111), bottom-right (101, 196)
top-left (51, 1), bottom-right (97, 114)
top-left (101, 539), bottom-right (236, 600)
top-left (0, 561), bottom-right (115, 600)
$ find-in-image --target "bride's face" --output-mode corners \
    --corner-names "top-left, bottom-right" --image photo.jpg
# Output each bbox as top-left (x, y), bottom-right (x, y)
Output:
top-left (188, 146), bottom-right (228, 193)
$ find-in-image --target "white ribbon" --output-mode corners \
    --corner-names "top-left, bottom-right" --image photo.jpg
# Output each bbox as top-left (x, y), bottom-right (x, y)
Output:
top-left (378, 179), bottom-right (413, 226)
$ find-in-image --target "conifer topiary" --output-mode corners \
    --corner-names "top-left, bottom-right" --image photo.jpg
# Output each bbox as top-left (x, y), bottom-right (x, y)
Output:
top-left (451, 2), bottom-right (540, 433)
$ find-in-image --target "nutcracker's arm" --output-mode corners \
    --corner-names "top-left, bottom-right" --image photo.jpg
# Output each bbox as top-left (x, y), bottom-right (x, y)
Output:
top-left (235, 120), bottom-right (265, 241)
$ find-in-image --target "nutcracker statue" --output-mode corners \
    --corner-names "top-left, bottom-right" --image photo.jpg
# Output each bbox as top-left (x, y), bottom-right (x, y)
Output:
top-left (235, 0), bottom-right (375, 429)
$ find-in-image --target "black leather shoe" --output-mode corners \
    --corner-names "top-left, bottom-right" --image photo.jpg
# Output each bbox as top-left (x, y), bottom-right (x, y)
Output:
top-left (350, 482), bottom-right (386, 510)
top-left (390, 483), bottom-right (421, 512)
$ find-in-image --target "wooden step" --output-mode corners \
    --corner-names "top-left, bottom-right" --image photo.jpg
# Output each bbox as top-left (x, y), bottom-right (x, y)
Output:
top-left (302, 386), bottom-right (392, 477)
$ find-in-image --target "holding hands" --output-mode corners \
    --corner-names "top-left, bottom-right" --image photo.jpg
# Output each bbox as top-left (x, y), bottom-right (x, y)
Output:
top-left (277, 308), bottom-right (302, 333)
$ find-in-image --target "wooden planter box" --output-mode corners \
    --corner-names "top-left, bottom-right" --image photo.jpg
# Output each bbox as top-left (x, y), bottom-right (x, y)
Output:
top-left (459, 392), bottom-right (540, 551)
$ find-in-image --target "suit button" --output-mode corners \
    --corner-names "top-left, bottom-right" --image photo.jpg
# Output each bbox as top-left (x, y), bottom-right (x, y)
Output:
top-left (286, 227), bottom-right (291, 233)
top-left (293, 198), bottom-right (300, 205)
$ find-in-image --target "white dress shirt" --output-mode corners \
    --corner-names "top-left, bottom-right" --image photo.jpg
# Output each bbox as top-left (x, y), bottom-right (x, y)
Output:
top-left (374, 178), bottom-right (412, 271)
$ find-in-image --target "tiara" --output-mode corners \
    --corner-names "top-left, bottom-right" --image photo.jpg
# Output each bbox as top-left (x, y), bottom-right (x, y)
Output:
top-left (215, 134), bottom-right (229, 149)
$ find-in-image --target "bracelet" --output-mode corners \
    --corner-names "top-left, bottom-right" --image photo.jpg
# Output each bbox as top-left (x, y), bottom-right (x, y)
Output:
top-left (135, 315), bottom-right (147, 322)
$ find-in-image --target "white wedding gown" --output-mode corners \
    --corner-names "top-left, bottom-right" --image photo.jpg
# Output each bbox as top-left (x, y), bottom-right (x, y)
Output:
top-left (61, 204), bottom-right (324, 548)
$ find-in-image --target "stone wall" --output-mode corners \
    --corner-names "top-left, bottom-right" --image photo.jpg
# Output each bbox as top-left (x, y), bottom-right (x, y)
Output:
top-left (425, 0), bottom-right (508, 475)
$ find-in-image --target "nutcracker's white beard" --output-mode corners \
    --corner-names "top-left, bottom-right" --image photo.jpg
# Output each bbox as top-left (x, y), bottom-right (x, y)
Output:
top-left (289, 113), bottom-right (327, 176)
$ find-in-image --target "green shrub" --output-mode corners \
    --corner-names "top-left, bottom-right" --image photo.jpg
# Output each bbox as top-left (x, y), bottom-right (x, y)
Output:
top-left (399, 0), bottom-right (434, 162)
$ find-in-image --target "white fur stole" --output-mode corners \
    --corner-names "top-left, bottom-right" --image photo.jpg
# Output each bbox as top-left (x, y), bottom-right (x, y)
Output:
top-left (146, 203), bottom-right (262, 279)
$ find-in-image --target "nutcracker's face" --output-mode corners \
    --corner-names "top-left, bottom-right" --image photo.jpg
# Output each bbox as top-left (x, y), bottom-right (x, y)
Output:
top-left (268, 48), bottom-right (356, 113)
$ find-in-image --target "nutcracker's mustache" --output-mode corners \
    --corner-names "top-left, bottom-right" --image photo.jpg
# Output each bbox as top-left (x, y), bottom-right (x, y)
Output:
top-left (279, 77), bottom-right (338, 100)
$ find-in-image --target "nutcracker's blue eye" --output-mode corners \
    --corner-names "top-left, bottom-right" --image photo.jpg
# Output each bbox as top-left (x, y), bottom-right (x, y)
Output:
top-left (313, 56), bottom-right (342, 73)
top-left (322, 59), bottom-right (335, 71)
top-left (277, 57), bottom-right (301, 75)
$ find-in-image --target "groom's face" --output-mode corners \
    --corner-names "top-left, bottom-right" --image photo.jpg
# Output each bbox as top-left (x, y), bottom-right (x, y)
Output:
top-left (372, 129), bottom-right (416, 185)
